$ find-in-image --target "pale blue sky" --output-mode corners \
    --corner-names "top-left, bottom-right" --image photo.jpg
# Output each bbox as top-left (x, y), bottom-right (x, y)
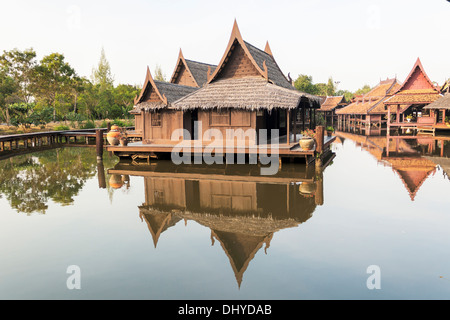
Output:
top-left (1, 0), bottom-right (449, 92)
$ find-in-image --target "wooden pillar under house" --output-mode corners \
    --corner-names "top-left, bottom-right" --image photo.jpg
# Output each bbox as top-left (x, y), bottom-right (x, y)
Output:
top-left (286, 109), bottom-right (290, 145)
top-left (293, 109), bottom-right (298, 143)
top-left (96, 129), bottom-right (103, 160)
top-left (316, 126), bottom-right (324, 154)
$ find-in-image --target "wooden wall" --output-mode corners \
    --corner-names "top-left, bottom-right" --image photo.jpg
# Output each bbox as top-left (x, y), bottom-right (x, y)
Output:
top-left (135, 114), bottom-right (143, 134)
top-left (172, 64), bottom-right (198, 87)
top-left (216, 42), bottom-right (260, 80)
top-left (199, 110), bottom-right (257, 145)
top-left (143, 110), bottom-right (183, 143)
top-left (142, 109), bottom-right (257, 144)
top-left (199, 180), bottom-right (257, 212)
top-left (144, 177), bottom-right (186, 208)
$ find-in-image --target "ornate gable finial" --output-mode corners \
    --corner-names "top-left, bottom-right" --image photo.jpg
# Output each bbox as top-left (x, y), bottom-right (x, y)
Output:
top-left (231, 19), bottom-right (242, 39)
top-left (264, 41), bottom-right (273, 56)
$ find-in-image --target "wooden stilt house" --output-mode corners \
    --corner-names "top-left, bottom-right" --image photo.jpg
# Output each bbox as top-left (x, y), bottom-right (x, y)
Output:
top-left (317, 95), bottom-right (348, 127)
top-left (119, 21), bottom-right (327, 163)
top-left (384, 58), bottom-right (443, 133)
top-left (130, 67), bottom-right (198, 143)
top-left (171, 20), bottom-right (321, 145)
top-left (336, 78), bottom-right (401, 129)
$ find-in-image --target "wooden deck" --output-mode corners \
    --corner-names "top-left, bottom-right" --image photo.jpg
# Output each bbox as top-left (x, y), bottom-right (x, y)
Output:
top-left (106, 135), bottom-right (336, 165)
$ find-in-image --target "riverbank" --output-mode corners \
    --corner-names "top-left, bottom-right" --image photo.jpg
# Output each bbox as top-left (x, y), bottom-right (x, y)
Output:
top-left (0, 119), bottom-right (134, 136)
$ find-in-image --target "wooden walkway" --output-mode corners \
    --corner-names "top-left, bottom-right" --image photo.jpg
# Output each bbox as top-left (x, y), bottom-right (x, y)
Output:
top-left (0, 127), bottom-right (138, 160)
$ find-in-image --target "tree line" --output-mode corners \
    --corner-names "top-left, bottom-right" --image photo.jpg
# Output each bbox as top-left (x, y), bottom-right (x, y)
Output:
top-left (0, 48), bottom-right (140, 130)
top-left (293, 74), bottom-right (372, 102)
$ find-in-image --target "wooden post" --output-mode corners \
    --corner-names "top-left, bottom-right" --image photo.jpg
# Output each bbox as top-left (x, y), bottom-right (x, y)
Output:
top-left (286, 109), bottom-right (290, 145)
top-left (387, 105), bottom-right (391, 131)
top-left (96, 129), bottom-right (103, 160)
top-left (97, 160), bottom-right (106, 189)
top-left (316, 125), bottom-right (325, 154)
top-left (314, 171), bottom-right (324, 206)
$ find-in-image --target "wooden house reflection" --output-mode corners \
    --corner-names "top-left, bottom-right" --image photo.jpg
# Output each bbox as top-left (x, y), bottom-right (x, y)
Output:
top-left (335, 130), bottom-right (450, 200)
top-left (108, 160), bottom-right (331, 287)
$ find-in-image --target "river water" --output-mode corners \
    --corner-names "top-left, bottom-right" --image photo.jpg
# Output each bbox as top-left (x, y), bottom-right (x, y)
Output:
top-left (1, 132), bottom-right (450, 299)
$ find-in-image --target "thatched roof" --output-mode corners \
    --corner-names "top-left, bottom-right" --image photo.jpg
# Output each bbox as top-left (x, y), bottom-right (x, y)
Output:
top-left (423, 93), bottom-right (449, 110)
top-left (172, 76), bottom-right (321, 111)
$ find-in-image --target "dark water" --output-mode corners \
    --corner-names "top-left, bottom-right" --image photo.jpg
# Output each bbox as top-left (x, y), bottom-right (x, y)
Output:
top-left (1, 133), bottom-right (450, 300)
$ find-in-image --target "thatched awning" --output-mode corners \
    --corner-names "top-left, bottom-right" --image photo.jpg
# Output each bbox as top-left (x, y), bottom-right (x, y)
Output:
top-left (172, 77), bottom-right (321, 111)
top-left (423, 93), bottom-right (449, 110)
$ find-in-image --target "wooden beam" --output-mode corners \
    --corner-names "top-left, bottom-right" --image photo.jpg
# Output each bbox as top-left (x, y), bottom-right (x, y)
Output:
top-left (286, 109), bottom-right (290, 145)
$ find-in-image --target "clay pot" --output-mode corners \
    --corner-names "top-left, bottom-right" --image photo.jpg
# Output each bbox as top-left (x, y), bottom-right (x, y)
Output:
top-left (107, 127), bottom-right (121, 146)
top-left (299, 182), bottom-right (316, 195)
top-left (299, 138), bottom-right (315, 151)
top-left (109, 174), bottom-right (123, 189)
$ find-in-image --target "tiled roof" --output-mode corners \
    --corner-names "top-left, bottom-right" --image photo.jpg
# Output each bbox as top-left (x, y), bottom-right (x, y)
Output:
top-left (336, 79), bottom-right (400, 115)
top-left (244, 41), bottom-right (293, 89)
top-left (185, 59), bottom-right (217, 87)
top-left (318, 96), bottom-right (346, 111)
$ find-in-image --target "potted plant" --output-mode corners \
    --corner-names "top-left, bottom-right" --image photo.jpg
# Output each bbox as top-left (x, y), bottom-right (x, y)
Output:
top-left (119, 128), bottom-right (128, 146)
top-left (299, 129), bottom-right (316, 151)
top-left (406, 115), bottom-right (413, 123)
top-left (326, 126), bottom-right (334, 137)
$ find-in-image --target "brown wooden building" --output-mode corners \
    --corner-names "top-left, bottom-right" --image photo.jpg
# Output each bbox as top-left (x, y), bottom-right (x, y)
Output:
top-left (130, 21), bottom-right (321, 146)
top-left (317, 95), bottom-right (348, 127)
top-left (336, 78), bottom-right (402, 130)
top-left (384, 58), bottom-right (444, 133)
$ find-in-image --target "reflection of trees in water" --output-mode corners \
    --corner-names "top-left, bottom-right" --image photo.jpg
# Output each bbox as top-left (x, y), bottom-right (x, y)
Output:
top-left (0, 147), bottom-right (118, 215)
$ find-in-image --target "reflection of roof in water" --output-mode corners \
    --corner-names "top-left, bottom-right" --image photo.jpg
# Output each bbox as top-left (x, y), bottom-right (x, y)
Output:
top-left (335, 130), bottom-right (442, 201)
top-left (384, 157), bottom-right (437, 201)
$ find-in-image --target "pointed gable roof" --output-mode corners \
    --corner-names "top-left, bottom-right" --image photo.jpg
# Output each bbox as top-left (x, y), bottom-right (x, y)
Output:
top-left (169, 49), bottom-right (217, 87)
top-left (395, 58), bottom-right (437, 93)
top-left (206, 20), bottom-right (293, 89)
top-left (319, 95), bottom-right (347, 111)
top-left (131, 66), bottom-right (197, 113)
top-left (385, 58), bottom-right (441, 105)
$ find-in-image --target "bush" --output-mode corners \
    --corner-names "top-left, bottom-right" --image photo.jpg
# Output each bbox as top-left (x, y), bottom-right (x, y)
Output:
top-left (54, 125), bottom-right (70, 131)
top-left (80, 120), bottom-right (96, 129)
top-left (111, 119), bottom-right (125, 127)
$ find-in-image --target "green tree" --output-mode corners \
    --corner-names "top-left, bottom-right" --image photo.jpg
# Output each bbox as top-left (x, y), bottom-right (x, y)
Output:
top-left (91, 47), bottom-right (114, 90)
top-left (154, 64), bottom-right (166, 82)
top-left (0, 70), bottom-right (19, 124)
top-left (354, 84), bottom-right (372, 96)
top-left (294, 74), bottom-right (318, 95)
top-left (8, 102), bottom-right (35, 130)
top-left (31, 53), bottom-right (77, 121)
top-left (336, 89), bottom-right (354, 102)
top-left (0, 48), bottom-right (37, 104)
top-left (326, 77), bottom-right (335, 96)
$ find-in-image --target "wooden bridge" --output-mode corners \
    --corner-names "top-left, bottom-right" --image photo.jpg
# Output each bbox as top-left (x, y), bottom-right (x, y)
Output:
top-left (0, 127), bottom-right (138, 160)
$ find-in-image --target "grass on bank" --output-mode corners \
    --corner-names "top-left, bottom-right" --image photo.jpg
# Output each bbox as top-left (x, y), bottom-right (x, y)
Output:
top-left (0, 119), bottom-right (134, 136)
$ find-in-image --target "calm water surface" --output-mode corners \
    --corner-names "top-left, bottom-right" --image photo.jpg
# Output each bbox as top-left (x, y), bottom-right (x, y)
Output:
top-left (1, 133), bottom-right (450, 300)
